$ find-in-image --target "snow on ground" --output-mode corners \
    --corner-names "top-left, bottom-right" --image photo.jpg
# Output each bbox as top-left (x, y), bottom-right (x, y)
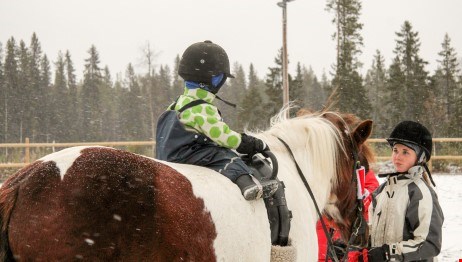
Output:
top-left (0, 174), bottom-right (461, 260)
top-left (432, 174), bottom-right (462, 261)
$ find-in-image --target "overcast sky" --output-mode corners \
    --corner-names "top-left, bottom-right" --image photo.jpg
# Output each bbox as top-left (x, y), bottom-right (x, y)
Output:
top-left (1, 0), bottom-right (461, 81)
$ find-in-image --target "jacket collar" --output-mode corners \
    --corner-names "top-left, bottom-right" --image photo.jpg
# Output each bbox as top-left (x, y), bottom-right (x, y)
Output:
top-left (183, 86), bottom-right (215, 103)
top-left (379, 165), bottom-right (424, 180)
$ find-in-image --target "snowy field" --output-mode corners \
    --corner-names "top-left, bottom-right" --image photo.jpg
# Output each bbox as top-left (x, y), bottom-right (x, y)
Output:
top-left (432, 174), bottom-right (462, 261)
top-left (0, 174), bottom-right (460, 260)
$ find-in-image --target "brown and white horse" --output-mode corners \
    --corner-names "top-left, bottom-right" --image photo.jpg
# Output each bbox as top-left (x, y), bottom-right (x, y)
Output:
top-left (0, 111), bottom-right (373, 261)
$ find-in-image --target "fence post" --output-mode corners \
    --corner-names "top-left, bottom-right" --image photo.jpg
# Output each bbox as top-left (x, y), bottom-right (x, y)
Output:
top-left (428, 141), bottom-right (436, 172)
top-left (25, 137), bottom-right (30, 164)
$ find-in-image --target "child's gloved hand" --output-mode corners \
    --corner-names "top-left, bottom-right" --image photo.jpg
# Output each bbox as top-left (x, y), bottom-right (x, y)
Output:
top-left (236, 134), bottom-right (268, 156)
top-left (366, 244), bottom-right (389, 261)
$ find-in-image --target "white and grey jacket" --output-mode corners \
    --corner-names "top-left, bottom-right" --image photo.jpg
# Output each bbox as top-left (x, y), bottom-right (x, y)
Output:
top-left (368, 166), bottom-right (444, 261)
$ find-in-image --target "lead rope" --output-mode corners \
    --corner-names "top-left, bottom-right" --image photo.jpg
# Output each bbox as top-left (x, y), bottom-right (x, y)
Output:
top-left (277, 137), bottom-right (339, 262)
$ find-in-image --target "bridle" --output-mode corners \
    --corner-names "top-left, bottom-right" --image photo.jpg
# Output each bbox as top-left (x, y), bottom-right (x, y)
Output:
top-left (276, 117), bottom-right (366, 262)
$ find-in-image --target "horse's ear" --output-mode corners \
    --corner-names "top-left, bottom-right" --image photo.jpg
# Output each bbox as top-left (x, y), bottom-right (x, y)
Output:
top-left (353, 120), bottom-right (373, 145)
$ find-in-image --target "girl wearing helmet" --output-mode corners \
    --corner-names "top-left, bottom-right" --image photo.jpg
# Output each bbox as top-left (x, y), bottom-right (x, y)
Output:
top-left (363, 121), bottom-right (444, 261)
top-left (156, 41), bottom-right (278, 201)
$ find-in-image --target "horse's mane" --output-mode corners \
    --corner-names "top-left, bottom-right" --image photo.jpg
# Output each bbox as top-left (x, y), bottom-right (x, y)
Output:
top-left (252, 108), bottom-right (374, 244)
top-left (253, 108), bottom-right (346, 198)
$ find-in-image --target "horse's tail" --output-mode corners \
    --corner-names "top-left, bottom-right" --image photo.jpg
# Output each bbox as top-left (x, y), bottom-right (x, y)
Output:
top-left (0, 181), bottom-right (18, 261)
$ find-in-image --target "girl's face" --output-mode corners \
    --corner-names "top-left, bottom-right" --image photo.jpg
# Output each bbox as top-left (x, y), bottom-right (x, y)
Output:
top-left (392, 143), bottom-right (417, 172)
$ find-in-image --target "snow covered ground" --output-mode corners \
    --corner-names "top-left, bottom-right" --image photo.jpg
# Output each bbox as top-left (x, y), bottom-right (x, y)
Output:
top-left (432, 174), bottom-right (462, 261)
top-left (0, 174), bottom-right (460, 260)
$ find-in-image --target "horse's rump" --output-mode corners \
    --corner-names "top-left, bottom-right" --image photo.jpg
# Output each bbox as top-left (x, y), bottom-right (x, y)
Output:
top-left (0, 147), bottom-right (223, 261)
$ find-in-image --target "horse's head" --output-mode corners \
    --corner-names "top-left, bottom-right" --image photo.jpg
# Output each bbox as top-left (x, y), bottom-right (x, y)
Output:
top-left (260, 109), bottom-right (373, 248)
top-left (320, 111), bottom-right (373, 247)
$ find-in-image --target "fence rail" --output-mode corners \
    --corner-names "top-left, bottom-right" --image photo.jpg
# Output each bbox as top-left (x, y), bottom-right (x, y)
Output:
top-left (0, 139), bottom-right (155, 168)
top-left (1, 138), bottom-right (461, 170)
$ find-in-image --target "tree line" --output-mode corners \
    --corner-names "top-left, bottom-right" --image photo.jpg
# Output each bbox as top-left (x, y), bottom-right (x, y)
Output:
top-left (0, 1), bottom-right (461, 147)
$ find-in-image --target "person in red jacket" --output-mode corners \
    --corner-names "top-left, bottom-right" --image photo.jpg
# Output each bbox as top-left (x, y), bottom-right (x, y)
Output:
top-left (317, 164), bottom-right (379, 261)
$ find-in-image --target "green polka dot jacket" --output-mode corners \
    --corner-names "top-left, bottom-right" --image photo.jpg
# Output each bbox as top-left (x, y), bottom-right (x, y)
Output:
top-left (170, 87), bottom-right (242, 149)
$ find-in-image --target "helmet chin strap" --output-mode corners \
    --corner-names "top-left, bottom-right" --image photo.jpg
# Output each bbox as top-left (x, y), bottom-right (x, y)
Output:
top-left (184, 75), bottom-right (237, 108)
top-left (415, 150), bottom-right (426, 165)
top-left (415, 151), bottom-right (437, 187)
top-left (422, 163), bottom-right (436, 187)
top-left (209, 74), bottom-right (236, 108)
top-left (214, 95), bottom-right (236, 108)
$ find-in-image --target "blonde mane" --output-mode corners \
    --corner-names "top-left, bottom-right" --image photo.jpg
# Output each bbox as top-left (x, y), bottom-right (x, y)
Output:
top-left (253, 110), bottom-right (347, 195)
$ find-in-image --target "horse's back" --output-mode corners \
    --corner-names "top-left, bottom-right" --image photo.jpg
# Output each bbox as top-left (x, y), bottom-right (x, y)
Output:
top-left (0, 146), bottom-right (271, 261)
top-left (163, 161), bottom-right (271, 261)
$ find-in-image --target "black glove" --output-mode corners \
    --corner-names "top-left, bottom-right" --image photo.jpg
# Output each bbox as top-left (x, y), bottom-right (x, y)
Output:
top-left (236, 134), bottom-right (267, 156)
top-left (367, 244), bottom-right (389, 261)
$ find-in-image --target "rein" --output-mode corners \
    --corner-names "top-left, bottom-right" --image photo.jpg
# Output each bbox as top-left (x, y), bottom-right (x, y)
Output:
top-left (276, 137), bottom-right (340, 262)
top-left (340, 129), bottom-right (367, 262)
top-left (277, 127), bottom-right (366, 262)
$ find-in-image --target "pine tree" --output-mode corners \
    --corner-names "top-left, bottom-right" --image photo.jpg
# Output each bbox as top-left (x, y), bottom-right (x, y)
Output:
top-left (386, 56), bottom-right (406, 133)
top-left (303, 66), bottom-right (325, 111)
top-left (40, 54), bottom-right (52, 142)
top-left (50, 51), bottom-right (69, 141)
top-left (435, 33), bottom-right (460, 136)
top-left (17, 40), bottom-right (30, 142)
top-left (427, 72), bottom-right (446, 137)
top-left (264, 49), bottom-right (284, 119)
top-left (239, 64), bottom-right (267, 130)
top-left (364, 50), bottom-right (388, 136)
top-left (158, 65), bottom-right (173, 101)
top-left (29, 33), bottom-right (44, 141)
top-left (290, 62), bottom-right (305, 111)
top-left (99, 66), bottom-right (119, 141)
top-left (0, 42), bottom-right (4, 144)
top-left (113, 74), bottom-right (127, 141)
top-left (65, 50), bottom-right (79, 141)
top-left (393, 21), bottom-right (430, 123)
top-left (453, 73), bottom-right (462, 137)
top-left (139, 73), bottom-right (155, 142)
top-left (123, 63), bottom-right (146, 140)
top-left (326, 0), bottom-right (364, 70)
top-left (219, 62), bottom-right (246, 131)
top-left (81, 45), bottom-right (103, 141)
top-left (326, 0), bottom-right (370, 118)
top-left (170, 55), bottom-right (183, 99)
top-left (3, 38), bottom-right (19, 143)
top-left (320, 71), bottom-right (332, 108)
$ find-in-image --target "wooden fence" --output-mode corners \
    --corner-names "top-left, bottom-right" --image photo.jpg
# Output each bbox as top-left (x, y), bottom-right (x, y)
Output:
top-left (367, 138), bottom-right (462, 172)
top-left (0, 138), bottom-right (155, 168)
top-left (1, 138), bottom-right (461, 171)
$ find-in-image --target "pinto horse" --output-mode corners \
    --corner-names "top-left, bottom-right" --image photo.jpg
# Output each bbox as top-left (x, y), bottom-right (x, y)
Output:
top-left (0, 111), bottom-right (373, 261)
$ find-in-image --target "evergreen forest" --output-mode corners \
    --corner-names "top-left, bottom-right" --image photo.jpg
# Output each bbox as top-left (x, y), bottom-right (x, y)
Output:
top-left (1, 1), bottom-right (461, 148)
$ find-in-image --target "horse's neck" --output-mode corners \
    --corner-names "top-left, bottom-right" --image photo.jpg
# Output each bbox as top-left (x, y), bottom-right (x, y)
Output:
top-left (258, 129), bottom-right (335, 211)
top-left (260, 133), bottom-right (333, 213)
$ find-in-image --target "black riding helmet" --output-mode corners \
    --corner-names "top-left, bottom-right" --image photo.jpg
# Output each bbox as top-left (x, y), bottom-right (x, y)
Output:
top-left (386, 121), bottom-right (432, 161)
top-left (178, 40), bottom-right (235, 86)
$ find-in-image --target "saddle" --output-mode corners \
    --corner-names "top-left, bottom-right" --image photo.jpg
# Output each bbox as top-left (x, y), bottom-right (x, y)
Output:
top-left (244, 153), bottom-right (293, 246)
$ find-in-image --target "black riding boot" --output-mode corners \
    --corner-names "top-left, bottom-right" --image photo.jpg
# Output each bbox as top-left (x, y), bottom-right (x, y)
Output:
top-left (235, 174), bottom-right (279, 200)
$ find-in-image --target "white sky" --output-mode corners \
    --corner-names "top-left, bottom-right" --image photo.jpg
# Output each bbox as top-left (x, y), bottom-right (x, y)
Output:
top-left (1, 0), bottom-right (461, 81)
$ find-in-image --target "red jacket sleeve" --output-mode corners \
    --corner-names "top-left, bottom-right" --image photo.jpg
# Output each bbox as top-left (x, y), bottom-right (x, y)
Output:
top-left (363, 170), bottom-right (379, 220)
top-left (364, 169), bottom-right (379, 193)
